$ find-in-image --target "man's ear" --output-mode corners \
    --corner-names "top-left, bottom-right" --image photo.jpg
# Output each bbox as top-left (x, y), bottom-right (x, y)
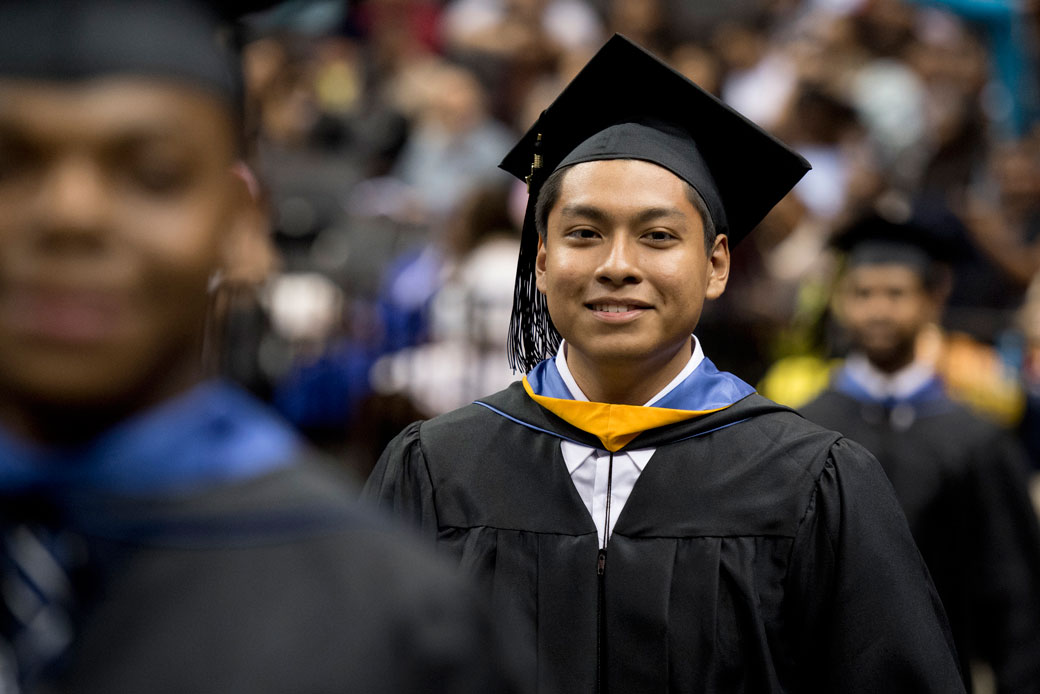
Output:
top-left (534, 235), bottom-right (548, 295)
top-left (219, 162), bottom-right (278, 288)
top-left (704, 233), bottom-right (730, 300)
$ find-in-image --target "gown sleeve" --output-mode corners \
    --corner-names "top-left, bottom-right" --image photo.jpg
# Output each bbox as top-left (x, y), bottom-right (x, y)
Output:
top-left (786, 437), bottom-right (967, 693)
top-left (361, 420), bottom-right (440, 537)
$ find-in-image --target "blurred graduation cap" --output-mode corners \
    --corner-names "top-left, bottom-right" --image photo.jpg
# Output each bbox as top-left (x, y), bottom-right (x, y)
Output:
top-left (500, 34), bottom-right (811, 372)
top-left (0, 0), bottom-right (281, 112)
top-left (833, 208), bottom-right (952, 271)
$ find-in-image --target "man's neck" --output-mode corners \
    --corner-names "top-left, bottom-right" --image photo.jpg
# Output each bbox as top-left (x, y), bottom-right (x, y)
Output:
top-left (0, 368), bottom-right (206, 447)
top-left (560, 338), bottom-right (700, 405)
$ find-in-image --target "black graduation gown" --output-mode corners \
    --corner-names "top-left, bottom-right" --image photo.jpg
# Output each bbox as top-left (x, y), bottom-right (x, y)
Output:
top-left (364, 381), bottom-right (965, 693)
top-left (5, 459), bottom-right (525, 694)
top-left (801, 387), bottom-right (1040, 694)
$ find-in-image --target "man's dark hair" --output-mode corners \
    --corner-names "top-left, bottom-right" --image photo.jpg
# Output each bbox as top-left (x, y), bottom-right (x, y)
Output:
top-left (534, 164), bottom-right (719, 254)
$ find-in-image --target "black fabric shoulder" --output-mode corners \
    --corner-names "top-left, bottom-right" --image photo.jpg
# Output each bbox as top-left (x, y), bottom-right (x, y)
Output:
top-left (361, 420), bottom-right (440, 537)
top-left (58, 455), bottom-right (378, 549)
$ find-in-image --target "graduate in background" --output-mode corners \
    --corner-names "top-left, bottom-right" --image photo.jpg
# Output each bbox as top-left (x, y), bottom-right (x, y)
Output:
top-left (800, 211), bottom-right (1040, 694)
top-left (365, 34), bottom-right (965, 693)
top-left (0, 2), bottom-right (525, 692)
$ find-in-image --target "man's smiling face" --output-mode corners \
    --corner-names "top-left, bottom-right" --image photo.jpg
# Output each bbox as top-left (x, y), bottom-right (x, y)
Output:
top-left (535, 158), bottom-right (729, 382)
top-left (0, 78), bottom-right (246, 419)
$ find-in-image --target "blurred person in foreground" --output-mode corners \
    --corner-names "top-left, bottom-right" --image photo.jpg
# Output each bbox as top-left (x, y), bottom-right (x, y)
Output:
top-left (800, 211), bottom-right (1040, 694)
top-left (0, 2), bottom-right (525, 693)
top-left (365, 34), bottom-right (965, 693)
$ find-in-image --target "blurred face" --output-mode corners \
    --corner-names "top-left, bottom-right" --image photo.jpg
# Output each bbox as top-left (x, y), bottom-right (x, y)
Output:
top-left (0, 78), bottom-right (247, 424)
top-left (837, 263), bottom-right (935, 372)
top-left (536, 159), bottom-right (729, 390)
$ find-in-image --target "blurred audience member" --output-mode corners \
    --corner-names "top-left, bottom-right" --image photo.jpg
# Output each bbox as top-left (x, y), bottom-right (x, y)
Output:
top-left (716, 14), bottom-right (799, 130)
top-left (668, 41), bottom-right (723, 95)
top-left (951, 132), bottom-right (1040, 341)
top-left (604, 0), bottom-right (669, 54)
top-left (908, 0), bottom-right (1040, 138)
top-left (440, 0), bottom-right (603, 61)
top-left (390, 60), bottom-right (514, 218)
top-left (371, 183), bottom-right (522, 417)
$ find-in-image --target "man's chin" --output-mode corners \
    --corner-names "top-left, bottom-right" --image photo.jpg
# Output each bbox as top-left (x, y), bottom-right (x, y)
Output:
top-left (862, 346), bottom-right (915, 372)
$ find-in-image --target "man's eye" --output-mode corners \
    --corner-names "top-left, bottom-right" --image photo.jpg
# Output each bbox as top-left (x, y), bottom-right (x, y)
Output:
top-left (567, 228), bottom-right (599, 239)
top-left (0, 141), bottom-right (37, 183)
top-left (128, 162), bottom-right (191, 194)
top-left (645, 230), bottom-right (675, 242)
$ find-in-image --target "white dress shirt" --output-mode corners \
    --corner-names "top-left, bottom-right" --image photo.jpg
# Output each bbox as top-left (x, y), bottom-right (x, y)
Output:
top-left (555, 337), bottom-right (705, 546)
top-left (842, 352), bottom-right (935, 401)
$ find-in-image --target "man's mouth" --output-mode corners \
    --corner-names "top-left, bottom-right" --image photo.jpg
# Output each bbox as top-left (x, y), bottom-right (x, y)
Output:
top-left (585, 302), bottom-right (651, 322)
top-left (590, 304), bottom-right (642, 313)
top-left (0, 286), bottom-right (128, 343)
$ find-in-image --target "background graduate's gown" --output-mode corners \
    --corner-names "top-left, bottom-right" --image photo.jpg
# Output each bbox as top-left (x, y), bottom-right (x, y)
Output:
top-left (366, 380), bottom-right (965, 693)
top-left (0, 383), bottom-right (522, 694)
top-left (802, 373), bottom-right (1040, 694)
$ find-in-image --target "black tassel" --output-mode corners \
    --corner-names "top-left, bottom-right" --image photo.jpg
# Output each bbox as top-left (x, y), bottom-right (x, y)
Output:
top-left (507, 126), bottom-right (561, 372)
top-left (507, 191), bottom-right (561, 373)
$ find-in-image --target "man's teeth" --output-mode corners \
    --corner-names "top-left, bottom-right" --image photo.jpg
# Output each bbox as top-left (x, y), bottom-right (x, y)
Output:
top-left (594, 305), bottom-right (638, 313)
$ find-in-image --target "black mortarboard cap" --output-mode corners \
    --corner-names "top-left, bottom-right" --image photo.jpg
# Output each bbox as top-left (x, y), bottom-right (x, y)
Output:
top-left (500, 34), bottom-right (811, 372)
top-left (0, 0), bottom-right (279, 114)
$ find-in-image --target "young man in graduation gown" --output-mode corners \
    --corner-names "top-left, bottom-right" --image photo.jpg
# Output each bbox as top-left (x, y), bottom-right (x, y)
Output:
top-left (364, 34), bottom-right (965, 693)
top-left (0, 2), bottom-right (526, 692)
top-left (800, 212), bottom-right (1040, 693)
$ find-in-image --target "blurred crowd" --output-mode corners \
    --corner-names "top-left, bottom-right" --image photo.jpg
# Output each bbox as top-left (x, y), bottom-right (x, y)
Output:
top-left (222, 0), bottom-right (1040, 485)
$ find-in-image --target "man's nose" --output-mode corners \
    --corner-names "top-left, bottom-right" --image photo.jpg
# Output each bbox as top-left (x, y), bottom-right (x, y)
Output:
top-left (32, 156), bottom-right (112, 249)
top-left (863, 293), bottom-right (896, 319)
top-left (596, 234), bottom-right (641, 285)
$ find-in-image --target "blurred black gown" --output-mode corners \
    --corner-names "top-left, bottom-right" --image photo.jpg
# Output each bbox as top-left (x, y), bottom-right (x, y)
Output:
top-left (365, 375), bottom-right (966, 694)
top-left (0, 382), bottom-right (523, 694)
top-left (802, 366), bottom-right (1040, 694)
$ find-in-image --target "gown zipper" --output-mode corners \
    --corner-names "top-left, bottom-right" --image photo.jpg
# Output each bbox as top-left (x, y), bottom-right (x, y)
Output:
top-left (596, 450), bottom-right (614, 694)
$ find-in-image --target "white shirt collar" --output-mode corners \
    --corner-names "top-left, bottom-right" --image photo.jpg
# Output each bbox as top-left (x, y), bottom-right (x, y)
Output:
top-left (844, 352), bottom-right (936, 401)
top-left (553, 336), bottom-right (705, 406)
top-left (555, 336), bottom-right (704, 471)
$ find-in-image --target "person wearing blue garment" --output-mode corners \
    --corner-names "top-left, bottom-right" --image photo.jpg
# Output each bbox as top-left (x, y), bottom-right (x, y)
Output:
top-left (907, 0), bottom-right (1039, 138)
top-left (364, 34), bottom-right (965, 693)
top-left (0, 1), bottom-right (526, 693)
top-left (800, 210), bottom-right (1040, 693)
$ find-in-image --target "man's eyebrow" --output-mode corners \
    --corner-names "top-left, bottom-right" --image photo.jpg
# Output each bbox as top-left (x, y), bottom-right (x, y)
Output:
top-left (0, 115), bottom-right (192, 150)
top-left (557, 204), bottom-right (611, 224)
top-left (632, 207), bottom-right (688, 225)
top-left (556, 204), bottom-right (688, 225)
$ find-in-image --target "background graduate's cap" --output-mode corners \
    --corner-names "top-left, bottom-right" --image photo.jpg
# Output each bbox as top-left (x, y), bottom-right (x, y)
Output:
top-left (0, 0), bottom-right (278, 115)
top-left (831, 206), bottom-right (954, 287)
top-left (499, 33), bottom-right (812, 372)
